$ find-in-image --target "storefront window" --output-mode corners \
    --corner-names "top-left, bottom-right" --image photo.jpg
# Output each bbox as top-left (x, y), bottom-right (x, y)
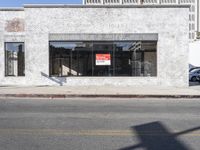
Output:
top-left (49, 41), bottom-right (157, 77)
top-left (50, 42), bottom-right (93, 76)
top-left (5, 42), bottom-right (25, 76)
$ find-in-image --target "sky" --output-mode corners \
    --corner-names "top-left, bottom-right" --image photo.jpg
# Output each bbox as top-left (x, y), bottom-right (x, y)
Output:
top-left (0, 0), bottom-right (82, 7)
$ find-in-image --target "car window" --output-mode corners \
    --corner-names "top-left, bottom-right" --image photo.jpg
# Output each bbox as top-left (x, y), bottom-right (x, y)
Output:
top-left (191, 69), bottom-right (200, 73)
top-left (190, 69), bottom-right (198, 73)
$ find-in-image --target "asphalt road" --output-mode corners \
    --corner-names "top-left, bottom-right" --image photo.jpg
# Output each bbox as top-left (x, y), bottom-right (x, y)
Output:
top-left (0, 98), bottom-right (199, 150)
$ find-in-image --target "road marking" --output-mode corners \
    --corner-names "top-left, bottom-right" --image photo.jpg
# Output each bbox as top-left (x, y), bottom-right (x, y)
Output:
top-left (0, 129), bottom-right (199, 137)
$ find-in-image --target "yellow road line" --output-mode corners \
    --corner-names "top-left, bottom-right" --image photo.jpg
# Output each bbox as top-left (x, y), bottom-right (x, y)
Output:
top-left (0, 129), bottom-right (199, 137)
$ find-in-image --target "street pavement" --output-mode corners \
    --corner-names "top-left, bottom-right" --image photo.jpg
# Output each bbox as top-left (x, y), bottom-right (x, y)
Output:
top-left (0, 98), bottom-right (199, 150)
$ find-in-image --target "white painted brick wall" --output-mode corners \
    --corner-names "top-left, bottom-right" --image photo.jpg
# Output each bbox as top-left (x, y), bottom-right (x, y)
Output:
top-left (0, 6), bottom-right (189, 87)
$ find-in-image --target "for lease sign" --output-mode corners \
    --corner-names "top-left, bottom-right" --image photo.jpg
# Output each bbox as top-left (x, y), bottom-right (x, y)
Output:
top-left (96, 54), bottom-right (111, 66)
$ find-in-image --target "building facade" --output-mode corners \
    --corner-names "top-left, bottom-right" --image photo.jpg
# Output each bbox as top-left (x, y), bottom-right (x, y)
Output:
top-left (0, 4), bottom-right (189, 87)
top-left (84, 0), bottom-right (199, 40)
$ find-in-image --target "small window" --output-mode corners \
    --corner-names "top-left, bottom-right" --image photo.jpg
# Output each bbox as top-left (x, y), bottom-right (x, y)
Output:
top-left (192, 15), bottom-right (195, 21)
top-left (5, 42), bottom-right (25, 76)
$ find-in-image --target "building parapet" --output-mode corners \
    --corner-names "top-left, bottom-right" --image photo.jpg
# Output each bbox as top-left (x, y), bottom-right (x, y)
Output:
top-left (0, 7), bottom-right (24, 11)
top-left (84, 0), bottom-right (193, 5)
top-left (23, 4), bottom-right (190, 8)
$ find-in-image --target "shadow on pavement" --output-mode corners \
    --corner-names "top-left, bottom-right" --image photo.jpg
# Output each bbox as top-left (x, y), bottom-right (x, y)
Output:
top-left (120, 121), bottom-right (199, 150)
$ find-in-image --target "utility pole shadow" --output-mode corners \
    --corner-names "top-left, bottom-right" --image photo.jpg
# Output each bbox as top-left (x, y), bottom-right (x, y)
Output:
top-left (120, 121), bottom-right (199, 150)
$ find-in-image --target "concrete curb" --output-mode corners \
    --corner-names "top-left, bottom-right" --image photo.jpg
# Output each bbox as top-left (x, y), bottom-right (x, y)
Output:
top-left (0, 94), bottom-right (200, 99)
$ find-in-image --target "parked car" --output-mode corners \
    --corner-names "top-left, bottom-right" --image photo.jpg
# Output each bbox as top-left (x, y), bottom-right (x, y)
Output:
top-left (196, 75), bottom-right (200, 83)
top-left (189, 69), bottom-right (200, 82)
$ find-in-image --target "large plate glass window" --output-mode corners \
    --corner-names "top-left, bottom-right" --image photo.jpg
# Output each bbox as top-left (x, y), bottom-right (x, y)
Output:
top-left (49, 41), bottom-right (157, 77)
top-left (5, 42), bottom-right (25, 76)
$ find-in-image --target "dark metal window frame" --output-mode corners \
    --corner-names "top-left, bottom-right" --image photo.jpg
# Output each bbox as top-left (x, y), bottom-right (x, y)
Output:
top-left (5, 42), bottom-right (25, 77)
top-left (49, 40), bottom-right (157, 77)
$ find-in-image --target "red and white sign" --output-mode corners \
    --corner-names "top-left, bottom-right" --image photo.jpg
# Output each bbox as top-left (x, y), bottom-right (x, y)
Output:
top-left (96, 54), bottom-right (111, 66)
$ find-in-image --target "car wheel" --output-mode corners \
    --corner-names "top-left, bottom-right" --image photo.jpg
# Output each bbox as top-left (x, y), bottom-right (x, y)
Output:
top-left (191, 76), bottom-right (197, 82)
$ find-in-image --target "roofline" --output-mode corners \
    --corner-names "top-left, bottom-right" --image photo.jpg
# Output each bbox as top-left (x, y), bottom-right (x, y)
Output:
top-left (0, 7), bottom-right (24, 11)
top-left (0, 4), bottom-right (190, 10)
top-left (23, 4), bottom-right (190, 8)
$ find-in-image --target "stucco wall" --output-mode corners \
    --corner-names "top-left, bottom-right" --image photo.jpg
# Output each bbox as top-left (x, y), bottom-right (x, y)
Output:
top-left (0, 6), bottom-right (189, 87)
top-left (0, 10), bottom-right (26, 85)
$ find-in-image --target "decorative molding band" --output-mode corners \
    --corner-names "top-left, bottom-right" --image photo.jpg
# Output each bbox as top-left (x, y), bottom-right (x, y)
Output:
top-left (49, 33), bottom-right (158, 41)
top-left (24, 4), bottom-right (190, 8)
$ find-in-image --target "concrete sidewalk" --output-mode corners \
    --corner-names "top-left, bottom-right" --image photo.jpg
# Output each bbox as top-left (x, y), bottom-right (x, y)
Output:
top-left (0, 84), bottom-right (200, 98)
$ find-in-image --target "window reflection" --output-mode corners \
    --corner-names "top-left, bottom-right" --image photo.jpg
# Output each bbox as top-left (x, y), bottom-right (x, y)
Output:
top-left (49, 41), bottom-right (157, 77)
top-left (5, 42), bottom-right (25, 76)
